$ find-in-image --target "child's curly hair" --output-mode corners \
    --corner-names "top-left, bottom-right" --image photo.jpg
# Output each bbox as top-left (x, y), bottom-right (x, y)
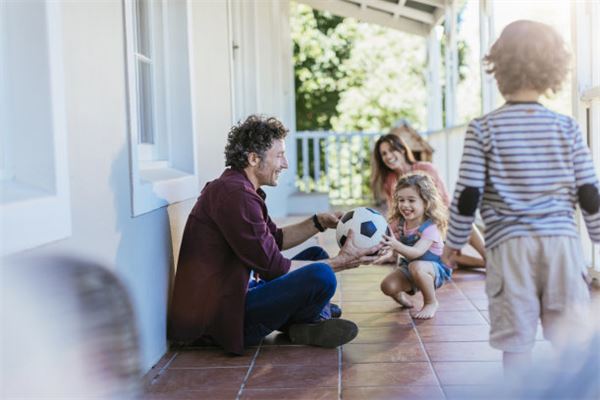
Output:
top-left (389, 173), bottom-right (448, 235)
top-left (484, 20), bottom-right (570, 96)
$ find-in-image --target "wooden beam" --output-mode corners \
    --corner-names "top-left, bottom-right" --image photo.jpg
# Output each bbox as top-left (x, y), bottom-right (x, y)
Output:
top-left (298, 0), bottom-right (430, 36)
top-left (433, 7), bottom-right (445, 26)
top-left (359, 0), bottom-right (435, 24)
top-left (581, 86), bottom-right (600, 102)
top-left (414, 0), bottom-right (444, 7)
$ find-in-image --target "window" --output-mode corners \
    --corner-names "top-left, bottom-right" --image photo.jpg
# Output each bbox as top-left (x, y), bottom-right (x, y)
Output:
top-left (123, 0), bottom-right (198, 216)
top-left (0, 0), bottom-right (71, 255)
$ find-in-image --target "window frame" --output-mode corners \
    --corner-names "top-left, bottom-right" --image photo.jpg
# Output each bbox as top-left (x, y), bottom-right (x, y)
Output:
top-left (0, 0), bottom-right (72, 255)
top-left (123, 0), bottom-right (198, 216)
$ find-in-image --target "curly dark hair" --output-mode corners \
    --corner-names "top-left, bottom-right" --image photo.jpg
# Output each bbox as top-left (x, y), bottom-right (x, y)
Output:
top-left (484, 20), bottom-right (570, 96)
top-left (224, 115), bottom-right (289, 170)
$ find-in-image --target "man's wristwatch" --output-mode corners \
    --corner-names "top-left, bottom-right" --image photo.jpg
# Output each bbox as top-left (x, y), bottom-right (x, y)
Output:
top-left (312, 214), bottom-right (326, 232)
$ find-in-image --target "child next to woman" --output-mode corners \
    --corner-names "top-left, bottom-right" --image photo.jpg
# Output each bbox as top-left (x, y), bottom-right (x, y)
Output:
top-left (376, 173), bottom-right (451, 319)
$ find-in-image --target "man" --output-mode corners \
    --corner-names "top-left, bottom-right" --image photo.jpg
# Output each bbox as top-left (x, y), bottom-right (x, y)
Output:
top-left (168, 115), bottom-right (380, 355)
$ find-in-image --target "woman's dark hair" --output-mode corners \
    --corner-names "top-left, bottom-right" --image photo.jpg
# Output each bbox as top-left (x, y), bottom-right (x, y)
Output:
top-left (370, 134), bottom-right (416, 202)
top-left (224, 115), bottom-right (288, 170)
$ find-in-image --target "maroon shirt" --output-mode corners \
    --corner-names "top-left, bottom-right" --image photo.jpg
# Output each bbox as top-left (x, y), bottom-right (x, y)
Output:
top-left (168, 169), bottom-right (291, 354)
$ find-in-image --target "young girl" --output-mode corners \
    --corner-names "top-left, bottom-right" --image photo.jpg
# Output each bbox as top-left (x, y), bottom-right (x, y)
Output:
top-left (371, 134), bottom-right (485, 268)
top-left (376, 173), bottom-right (451, 319)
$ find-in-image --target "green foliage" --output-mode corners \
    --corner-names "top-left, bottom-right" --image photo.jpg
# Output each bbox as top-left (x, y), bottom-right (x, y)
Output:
top-left (332, 24), bottom-right (427, 132)
top-left (291, 2), bottom-right (472, 204)
top-left (291, 3), bottom-right (428, 133)
top-left (292, 5), bottom-right (357, 131)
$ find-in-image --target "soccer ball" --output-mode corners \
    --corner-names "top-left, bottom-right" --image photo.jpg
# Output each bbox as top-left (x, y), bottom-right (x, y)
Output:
top-left (336, 207), bottom-right (389, 249)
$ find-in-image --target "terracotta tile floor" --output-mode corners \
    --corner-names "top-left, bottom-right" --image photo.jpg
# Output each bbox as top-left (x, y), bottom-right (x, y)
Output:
top-left (144, 226), bottom-right (592, 399)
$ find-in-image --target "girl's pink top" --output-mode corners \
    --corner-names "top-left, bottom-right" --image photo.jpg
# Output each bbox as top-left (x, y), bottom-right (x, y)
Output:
top-left (389, 220), bottom-right (444, 256)
top-left (383, 162), bottom-right (450, 208)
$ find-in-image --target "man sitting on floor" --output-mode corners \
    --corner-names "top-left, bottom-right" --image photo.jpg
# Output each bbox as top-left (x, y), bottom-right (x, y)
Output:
top-left (168, 115), bottom-right (380, 355)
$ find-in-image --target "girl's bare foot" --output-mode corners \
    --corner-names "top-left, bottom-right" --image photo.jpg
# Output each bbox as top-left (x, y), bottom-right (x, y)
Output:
top-left (392, 292), bottom-right (414, 308)
top-left (411, 301), bottom-right (438, 319)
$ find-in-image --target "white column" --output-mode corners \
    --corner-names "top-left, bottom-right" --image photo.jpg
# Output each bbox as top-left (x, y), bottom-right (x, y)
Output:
top-left (426, 27), bottom-right (443, 132)
top-left (572, 0), bottom-right (600, 272)
top-left (479, 0), bottom-right (496, 113)
top-left (444, 0), bottom-right (457, 128)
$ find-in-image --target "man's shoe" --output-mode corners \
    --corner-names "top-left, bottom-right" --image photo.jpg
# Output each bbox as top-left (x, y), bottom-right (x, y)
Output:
top-left (288, 318), bottom-right (358, 348)
top-left (330, 303), bottom-right (342, 318)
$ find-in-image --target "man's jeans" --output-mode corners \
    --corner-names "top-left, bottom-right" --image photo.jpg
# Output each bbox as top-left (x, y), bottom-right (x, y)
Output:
top-left (244, 246), bottom-right (336, 346)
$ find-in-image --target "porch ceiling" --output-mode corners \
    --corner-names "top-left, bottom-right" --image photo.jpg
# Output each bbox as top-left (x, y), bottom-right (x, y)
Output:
top-left (296, 0), bottom-right (446, 37)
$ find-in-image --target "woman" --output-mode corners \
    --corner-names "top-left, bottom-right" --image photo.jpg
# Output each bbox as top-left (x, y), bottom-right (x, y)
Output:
top-left (371, 134), bottom-right (486, 268)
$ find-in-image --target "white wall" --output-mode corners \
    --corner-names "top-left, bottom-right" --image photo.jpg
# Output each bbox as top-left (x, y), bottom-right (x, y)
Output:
top-left (10, 0), bottom-right (296, 374)
top-left (36, 1), bottom-right (173, 373)
top-left (230, 0), bottom-right (297, 217)
top-left (190, 1), bottom-right (233, 187)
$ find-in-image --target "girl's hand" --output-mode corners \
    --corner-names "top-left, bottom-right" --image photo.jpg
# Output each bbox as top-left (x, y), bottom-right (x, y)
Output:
top-left (372, 249), bottom-right (396, 265)
top-left (380, 229), bottom-right (401, 252)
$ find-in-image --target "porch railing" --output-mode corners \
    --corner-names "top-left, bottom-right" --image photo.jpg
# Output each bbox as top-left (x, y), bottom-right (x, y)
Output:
top-left (295, 126), bottom-right (469, 206)
top-left (295, 131), bottom-right (382, 205)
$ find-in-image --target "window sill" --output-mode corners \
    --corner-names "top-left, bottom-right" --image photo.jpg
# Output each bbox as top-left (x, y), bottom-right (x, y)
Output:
top-left (0, 181), bottom-right (71, 255)
top-left (0, 180), bottom-right (50, 204)
top-left (132, 165), bottom-right (198, 216)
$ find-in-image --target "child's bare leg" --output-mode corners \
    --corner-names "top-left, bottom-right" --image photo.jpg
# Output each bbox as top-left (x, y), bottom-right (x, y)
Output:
top-left (380, 269), bottom-right (414, 308)
top-left (503, 351), bottom-right (532, 381)
top-left (455, 224), bottom-right (486, 268)
top-left (455, 248), bottom-right (486, 268)
top-left (453, 225), bottom-right (486, 268)
top-left (469, 224), bottom-right (486, 256)
top-left (408, 261), bottom-right (438, 319)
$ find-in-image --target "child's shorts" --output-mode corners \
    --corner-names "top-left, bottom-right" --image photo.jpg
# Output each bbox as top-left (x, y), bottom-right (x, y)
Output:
top-left (486, 236), bottom-right (591, 353)
top-left (398, 258), bottom-right (452, 294)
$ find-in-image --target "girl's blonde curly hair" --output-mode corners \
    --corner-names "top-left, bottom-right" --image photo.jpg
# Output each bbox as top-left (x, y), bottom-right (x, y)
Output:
top-left (388, 172), bottom-right (448, 236)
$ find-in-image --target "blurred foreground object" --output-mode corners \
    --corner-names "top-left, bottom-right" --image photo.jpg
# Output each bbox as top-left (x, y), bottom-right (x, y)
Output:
top-left (1, 255), bottom-right (141, 398)
top-left (507, 297), bottom-right (600, 400)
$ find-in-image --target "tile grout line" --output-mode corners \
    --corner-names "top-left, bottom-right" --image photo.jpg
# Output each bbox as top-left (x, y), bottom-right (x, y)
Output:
top-left (149, 352), bottom-right (178, 385)
top-left (235, 341), bottom-right (263, 400)
top-left (337, 346), bottom-right (343, 400)
top-left (450, 279), bottom-right (490, 325)
top-left (410, 317), bottom-right (447, 399)
top-left (337, 272), bottom-right (345, 400)
top-left (435, 278), bottom-right (489, 398)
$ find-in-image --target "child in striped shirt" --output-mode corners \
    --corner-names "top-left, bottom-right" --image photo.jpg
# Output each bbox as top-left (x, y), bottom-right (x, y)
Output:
top-left (442, 20), bottom-right (600, 376)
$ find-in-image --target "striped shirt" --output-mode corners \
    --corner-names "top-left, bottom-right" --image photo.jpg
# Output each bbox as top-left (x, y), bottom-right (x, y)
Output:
top-left (446, 102), bottom-right (600, 250)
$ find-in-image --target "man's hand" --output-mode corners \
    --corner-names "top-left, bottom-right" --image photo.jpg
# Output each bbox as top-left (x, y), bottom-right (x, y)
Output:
top-left (316, 211), bottom-right (344, 230)
top-left (329, 229), bottom-right (382, 272)
top-left (442, 246), bottom-right (460, 269)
